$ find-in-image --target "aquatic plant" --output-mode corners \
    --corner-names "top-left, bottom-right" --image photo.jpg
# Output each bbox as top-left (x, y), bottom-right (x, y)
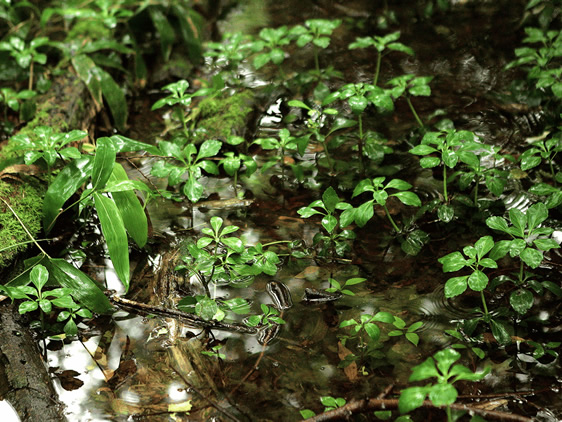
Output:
top-left (387, 74), bottom-right (432, 128)
top-left (399, 348), bottom-right (490, 422)
top-left (290, 19), bottom-right (341, 74)
top-left (0, 36), bottom-right (49, 90)
top-left (348, 31), bottom-right (413, 86)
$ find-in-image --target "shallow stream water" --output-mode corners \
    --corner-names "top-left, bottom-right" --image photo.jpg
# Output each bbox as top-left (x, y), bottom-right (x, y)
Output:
top-left (36, 0), bottom-right (562, 421)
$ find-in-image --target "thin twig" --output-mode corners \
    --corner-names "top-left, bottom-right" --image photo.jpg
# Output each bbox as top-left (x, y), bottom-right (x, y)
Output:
top-left (169, 363), bottom-right (240, 422)
top-left (304, 398), bottom-right (534, 422)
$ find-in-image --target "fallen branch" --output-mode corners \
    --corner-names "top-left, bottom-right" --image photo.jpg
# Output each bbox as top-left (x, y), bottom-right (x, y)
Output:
top-left (304, 398), bottom-right (534, 422)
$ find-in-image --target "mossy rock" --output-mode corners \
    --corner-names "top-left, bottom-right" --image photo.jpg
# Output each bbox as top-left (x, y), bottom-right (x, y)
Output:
top-left (0, 180), bottom-right (44, 268)
top-left (197, 90), bottom-right (254, 139)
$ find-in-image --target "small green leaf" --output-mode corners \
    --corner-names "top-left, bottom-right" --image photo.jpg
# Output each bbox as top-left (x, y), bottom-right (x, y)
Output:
top-left (91, 137), bottom-right (116, 190)
top-left (439, 251), bottom-right (467, 272)
top-left (510, 288), bottom-right (534, 314)
top-left (444, 276), bottom-right (468, 297)
top-left (398, 387), bottom-right (427, 414)
top-left (428, 383), bottom-right (457, 407)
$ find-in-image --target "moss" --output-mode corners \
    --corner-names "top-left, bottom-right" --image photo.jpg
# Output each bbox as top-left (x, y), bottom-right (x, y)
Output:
top-left (197, 90), bottom-right (254, 139)
top-left (0, 180), bottom-right (44, 268)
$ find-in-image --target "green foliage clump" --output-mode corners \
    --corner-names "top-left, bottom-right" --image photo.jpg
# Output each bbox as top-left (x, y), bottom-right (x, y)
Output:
top-left (0, 181), bottom-right (44, 268)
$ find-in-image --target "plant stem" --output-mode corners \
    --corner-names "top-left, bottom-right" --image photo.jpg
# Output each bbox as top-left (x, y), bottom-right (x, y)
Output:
top-left (0, 198), bottom-right (51, 258)
top-left (358, 114), bottom-right (364, 173)
top-left (383, 203), bottom-right (400, 233)
top-left (314, 45), bottom-right (320, 74)
top-left (480, 290), bottom-right (489, 317)
top-left (442, 165), bottom-right (449, 203)
top-left (373, 52), bottom-right (382, 86)
top-left (322, 140), bottom-right (334, 174)
top-left (406, 96), bottom-right (424, 128)
top-left (446, 405), bottom-right (452, 422)
top-left (473, 176), bottom-right (479, 206)
top-left (519, 261), bottom-right (524, 284)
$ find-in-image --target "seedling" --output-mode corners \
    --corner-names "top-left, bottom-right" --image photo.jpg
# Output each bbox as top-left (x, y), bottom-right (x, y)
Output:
top-left (300, 396), bottom-right (347, 419)
top-left (348, 31), bottom-right (414, 86)
top-left (11, 126), bottom-right (86, 180)
top-left (506, 27), bottom-right (562, 100)
top-left (290, 19), bottom-right (341, 73)
top-left (409, 124), bottom-right (479, 219)
top-left (151, 80), bottom-right (208, 138)
top-left (388, 316), bottom-right (423, 346)
top-left (201, 344), bottom-right (227, 360)
top-left (0, 36), bottom-right (49, 90)
top-left (519, 130), bottom-right (562, 183)
top-left (287, 99), bottom-right (339, 173)
top-left (249, 26), bottom-right (292, 78)
top-left (219, 135), bottom-right (257, 196)
top-left (297, 187), bottom-right (355, 257)
top-left (438, 235), bottom-right (503, 340)
top-left (346, 177), bottom-right (422, 232)
top-left (0, 87), bottom-right (37, 125)
top-left (205, 32), bottom-right (252, 76)
top-left (245, 303), bottom-right (286, 328)
top-left (178, 294), bottom-right (250, 322)
top-left (486, 202), bottom-right (560, 314)
top-left (387, 74), bottom-right (432, 128)
top-left (151, 138), bottom-right (222, 203)
top-left (399, 348), bottom-right (489, 422)
top-left (326, 277), bottom-right (365, 296)
top-left (339, 311), bottom-right (394, 348)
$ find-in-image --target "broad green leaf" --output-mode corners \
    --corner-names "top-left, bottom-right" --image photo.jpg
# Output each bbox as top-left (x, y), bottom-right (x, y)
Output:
top-left (474, 236), bottom-right (494, 258)
top-left (409, 358), bottom-right (439, 381)
top-left (364, 322), bottom-right (380, 341)
top-left (393, 191), bottom-right (421, 206)
top-left (489, 240), bottom-right (511, 260)
top-left (437, 204), bottom-right (454, 222)
top-left (222, 237), bottom-right (244, 253)
top-left (372, 311), bottom-right (394, 323)
top-left (19, 301), bottom-right (38, 313)
top-left (108, 163), bottom-right (148, 248)
top-left (197, 139), bottom-right (222, 159)
top-left (444, 276), bottom-right (468, 297)
top-left (298, 207), bottom-right (323, 218)
top-left (510, 288), bottom-right (534, 314)
top-left (468, 270), bottom-right (488, 291)
top-left (94, 193), bottom-right (130, 290)
top-left (91, 137), bottom-right (116, 190)
top-left (30, 264), bottom-right (48, 291)
top-left (148, 6), bottom-right (175, 61)
top-left (355, 200), bottom-right (374, 227)
top-left (183, 177), bottom-right (204, 203)
top-left (439, 251), bottom-right (467, 272)
top-left (72, 54), bottom-right (102, 105)
top-left (322, 186), bottom-right (340, 213)
top-left (95, 67), bottom-right (127, 131)
top-left (527, 202), bottom-right (548, 231)
top-left (434, 348), bottom-right (460, 374)
top-left (428, 383), bottom-right (457, 407)
top-left (46, 258), bottom-right (112, 313)
top-left (520, 247), bottom-right (543, 268)
top-left (509, 208), bottom-right (526, 235)
top-left (43, 157), bottom-right (93, 233)
top-left (490, 319), bottom-right (511, 345)
top-left (533, 238), bottom-right (560, 251)
top-left (398, 387), bottom-right (427, 414)
top-left (386, 178), bottom-right (412, 190)
top-left (486, 216), bottom-right (509, 233)
top-left (322, 214), bottom-right (338, 234)
top-left (196, 237), bottom-right (213, 249)
top-left (110, 135), bottom-right (160, 155)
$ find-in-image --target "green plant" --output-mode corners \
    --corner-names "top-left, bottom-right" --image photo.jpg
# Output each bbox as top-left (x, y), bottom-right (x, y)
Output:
top-left (297, 187), bottom-right (355, 257)
top-left (290, 19), bottom-right (341, 74)
top-left (323, 82), bottom-right (395, 170)
top-left (151, 80), bottom-right (213, 139)
top-left (0, 87), bottom-right (36, 125)
top-left (326, 277), bottom-right (366, 296)
top-left (287, 99), bottom-right (339, 173)
top-left (178, 294), bottom-right (250, 322)
top-left (348, 31), bottom-right (413, 86)
top-left (201, 344), bottom-right (226, 360)
top-left (0, 36), bottom-right (49, 90)
top-left (340, 311), bottom-right (395, 348)
top-left (11, 126), bottom-right (86, 180)
top-left (219, 135), bottom-right (257, 196)
top-left (245, 303), bottom-right (286, 328)
top-left (151, 138), bottom-right (222, 203)
top-left (486, 202), bottom-right (561, 314)
top-left (346, 177), bottom-right (422, 232)
top-left (252, 128), bottom-right (308, 188)
top-left (42, 136), bottom-right (155, 290)
top-left (6, 264), bottom-right (92, 337)
top-left (388, 316), bottom-right (423, 346)
top-left (505, 27), bottom-right (562, 100)
top-left (519, 129), bottom-right (562, 182)
top-left (300, 396), bottom-right (347, 419)
top-left (409, 124), bottom-right (479, 219)
top-left (387, 74), bottom-right (432, 128)
top-left (438, 235), bottom-right (506, 342)
top-left (398, 348), bottom-right (489, 421)
top-left (249, 26), bottom-right (292, 77)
